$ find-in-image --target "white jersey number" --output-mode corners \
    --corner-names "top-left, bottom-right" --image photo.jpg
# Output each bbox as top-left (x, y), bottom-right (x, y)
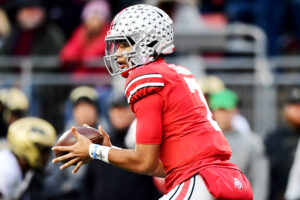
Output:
top-left (184, 77), bottom-right (221, 131)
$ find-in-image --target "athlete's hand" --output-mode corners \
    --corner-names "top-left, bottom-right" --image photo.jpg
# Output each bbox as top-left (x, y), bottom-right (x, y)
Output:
top-left (52, 126), bottom-right (92, 174)
top-left (98, 125), bottom-right (112, 147)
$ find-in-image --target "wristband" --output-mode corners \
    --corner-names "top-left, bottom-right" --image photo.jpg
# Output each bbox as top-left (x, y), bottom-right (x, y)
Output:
top-left (89, 144), bottom-right (111, 163)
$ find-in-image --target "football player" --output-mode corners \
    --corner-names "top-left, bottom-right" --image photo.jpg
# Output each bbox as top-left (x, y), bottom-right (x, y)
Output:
top-left (52, 4), bottom-right (253, 200)
top-left (0, 117), bottom-right (56, 199)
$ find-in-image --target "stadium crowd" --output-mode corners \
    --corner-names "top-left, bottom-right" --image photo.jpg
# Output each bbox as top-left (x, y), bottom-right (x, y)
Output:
top-left (0, 0), bottom-right (300, 200)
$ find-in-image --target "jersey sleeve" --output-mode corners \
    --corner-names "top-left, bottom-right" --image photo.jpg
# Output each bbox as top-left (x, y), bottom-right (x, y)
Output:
top-left (124, 67), bottom-right (165, 108)
top-left (134, 93), bottom-right (164, 144)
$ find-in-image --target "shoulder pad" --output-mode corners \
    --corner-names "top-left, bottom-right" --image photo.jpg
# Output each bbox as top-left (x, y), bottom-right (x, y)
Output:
top-left (125, 67), bottom-right (164, 105)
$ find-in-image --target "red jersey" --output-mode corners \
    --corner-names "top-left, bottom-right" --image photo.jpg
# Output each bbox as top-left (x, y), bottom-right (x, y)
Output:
top-left (124, 58), bottom-right (237, 191)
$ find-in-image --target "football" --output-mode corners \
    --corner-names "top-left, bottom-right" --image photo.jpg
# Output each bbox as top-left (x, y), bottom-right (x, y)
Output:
top-left (54, 125), bottom-right (103, 158)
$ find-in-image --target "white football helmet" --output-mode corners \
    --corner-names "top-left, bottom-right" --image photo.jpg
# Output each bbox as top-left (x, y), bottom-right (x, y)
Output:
top-left (104, 4), bottom-right (175, 76)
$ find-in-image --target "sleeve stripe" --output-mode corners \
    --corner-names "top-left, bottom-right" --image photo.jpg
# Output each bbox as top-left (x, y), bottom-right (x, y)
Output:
top-left (125, 73), bottom-right (162, 94)
top-left (127, 82), bottom-right (164, 103)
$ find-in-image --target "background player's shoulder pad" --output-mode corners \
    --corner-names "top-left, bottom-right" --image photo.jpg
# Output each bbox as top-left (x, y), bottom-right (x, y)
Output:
top-left (125, 67), bottom-right (165, 105)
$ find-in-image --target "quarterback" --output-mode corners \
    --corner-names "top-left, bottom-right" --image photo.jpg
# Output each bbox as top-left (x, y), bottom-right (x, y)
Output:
top-left (52, 4), bottom-right (253, 200)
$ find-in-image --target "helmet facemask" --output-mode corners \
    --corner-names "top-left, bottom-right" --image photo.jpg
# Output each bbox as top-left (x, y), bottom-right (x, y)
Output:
top-left (104, 29), bottom-right (161, 76)
top-left (104, 34), bottom-right (138, 76)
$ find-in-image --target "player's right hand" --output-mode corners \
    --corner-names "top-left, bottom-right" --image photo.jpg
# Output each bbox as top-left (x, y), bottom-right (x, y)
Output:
top-left (98, 125), bottom-right (112, 147)
top-left (52, 127), bottom-right (92, 173)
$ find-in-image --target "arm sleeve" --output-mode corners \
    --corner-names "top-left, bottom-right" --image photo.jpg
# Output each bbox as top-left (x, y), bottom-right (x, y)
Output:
top-left (133, 94), bottom-right (164, 144)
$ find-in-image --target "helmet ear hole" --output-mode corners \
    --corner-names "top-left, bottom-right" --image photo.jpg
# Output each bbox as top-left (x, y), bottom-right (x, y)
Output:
top-left (147, 41), bottom-right (158, 48)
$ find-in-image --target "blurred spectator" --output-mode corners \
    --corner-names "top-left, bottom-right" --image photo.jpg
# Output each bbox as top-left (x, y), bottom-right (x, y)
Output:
top-left (205, 0), bottom-right (300, 55)
top-left (0, 117), bottom-right (56, 199)
top-left (198, 75), bottom-right (252, 135)
top-left (65, 85), bottom-right (109, 130)
top-left (84, 92), bottom-right (162, 200)
top-left (60, 0), bottom-right (111, 79)
top-left (255, 0), bottom-right (300, 55)
top-left (43, 0), bottom-right (87, 38)
top-left (0, 0), bottom-right (66, 136)
top-left (0, 87), bottom-right (29, 133)
top-left (0, 0), bottom-right (65, 57)
top-left (285, 137), bottom-right (300, 200)
top-left (67, 86), bottom-right (101, 128)
top-left (209, 88), bottom-right (269, 200)
top-left (106, 93), bottom-right (135, 134)
top-left (264, 88), bottom-right (300, 200)
top-left (224, 0), bottom-right (261, 24)
top-left (198, 75), bottom-right (226, 97)
top-left (0, 8), bottom-right (10, 49)
top-left (42, 85), bottom-right (107, 200)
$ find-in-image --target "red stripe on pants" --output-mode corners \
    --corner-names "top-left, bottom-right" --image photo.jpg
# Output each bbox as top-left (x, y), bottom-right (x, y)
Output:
top-left (175, 179), bottom-right (191, 200)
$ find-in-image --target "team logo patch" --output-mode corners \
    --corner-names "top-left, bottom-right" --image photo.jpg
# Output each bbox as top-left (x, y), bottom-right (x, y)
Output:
top-left (234, 178), bottom-right (243, 190)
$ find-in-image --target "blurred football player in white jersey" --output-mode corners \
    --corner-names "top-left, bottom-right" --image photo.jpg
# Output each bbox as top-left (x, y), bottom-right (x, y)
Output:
top-left (0, 117), bottom-right (56, 199)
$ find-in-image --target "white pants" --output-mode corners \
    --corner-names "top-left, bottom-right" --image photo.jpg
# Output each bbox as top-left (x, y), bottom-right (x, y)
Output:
top-left (159, 174), bottom-right (215, 200)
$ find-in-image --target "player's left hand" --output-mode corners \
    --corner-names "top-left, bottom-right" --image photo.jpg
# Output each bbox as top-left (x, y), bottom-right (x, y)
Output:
top-left (52, 126), bottom-right (92, 174)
